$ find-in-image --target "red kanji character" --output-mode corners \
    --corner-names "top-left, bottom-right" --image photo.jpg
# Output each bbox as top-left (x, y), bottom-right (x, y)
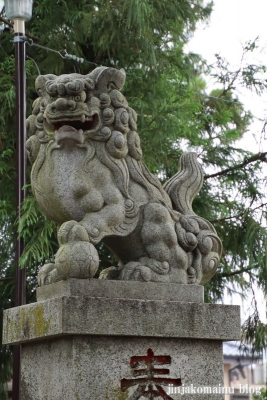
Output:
top-left (121, 348), bottom-right (181, 399)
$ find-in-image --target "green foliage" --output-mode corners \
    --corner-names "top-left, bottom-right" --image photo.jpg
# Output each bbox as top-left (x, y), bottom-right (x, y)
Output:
top-left (0, 0), bottom-right (267, 386)
top-left (18, 192), bottom-right (58, 270)
top-left (253, 388), bottom-right (267, 400)
top-left (241, 293), bottom-right (267, 356)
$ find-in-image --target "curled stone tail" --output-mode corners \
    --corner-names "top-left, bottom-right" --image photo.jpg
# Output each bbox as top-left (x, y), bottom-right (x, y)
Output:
top-left (164, 152), bottom-right (204, 215)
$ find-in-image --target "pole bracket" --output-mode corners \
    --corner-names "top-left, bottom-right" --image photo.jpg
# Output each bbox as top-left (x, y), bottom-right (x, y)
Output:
top-left (13, 35), bottom-right (27, 43)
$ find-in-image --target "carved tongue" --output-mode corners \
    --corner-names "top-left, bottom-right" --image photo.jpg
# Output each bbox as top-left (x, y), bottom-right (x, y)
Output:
top-left (57, 125), bottom-right (79, 134)
top-left (55, 125), bottom-right (84, 145)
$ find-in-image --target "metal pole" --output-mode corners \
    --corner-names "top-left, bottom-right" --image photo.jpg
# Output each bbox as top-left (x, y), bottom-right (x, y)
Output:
top-left (12, 18), bottom-right (27, 400)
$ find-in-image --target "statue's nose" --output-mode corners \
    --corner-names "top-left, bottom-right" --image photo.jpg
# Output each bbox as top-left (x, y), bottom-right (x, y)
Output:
top-left (52, 98), bottom-right (76, 112)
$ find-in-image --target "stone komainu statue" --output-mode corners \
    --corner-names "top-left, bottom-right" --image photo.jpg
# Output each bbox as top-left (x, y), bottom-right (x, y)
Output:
top-left (26, 67), bottom-right (222, 286)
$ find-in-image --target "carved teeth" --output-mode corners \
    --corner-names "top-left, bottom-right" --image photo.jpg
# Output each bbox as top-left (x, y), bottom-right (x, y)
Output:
top-left (81, 114), bottom-right (85, 123)
top-left (78, 129), bottom-right (83, 135)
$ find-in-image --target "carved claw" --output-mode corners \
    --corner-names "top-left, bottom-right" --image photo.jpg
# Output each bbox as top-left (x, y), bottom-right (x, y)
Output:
top-left (119, 260), bottom-right (170, 282)
top-left (37, 263), bottom-right (59, 286)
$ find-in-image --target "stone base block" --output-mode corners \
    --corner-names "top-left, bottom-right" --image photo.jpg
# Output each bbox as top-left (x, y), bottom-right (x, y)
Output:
top-left (21, 336), bottom-right (224, 400)
top-left (3, 280), bottom-right (240, 399)
top-left (36, 278), bottom-right (204, 303)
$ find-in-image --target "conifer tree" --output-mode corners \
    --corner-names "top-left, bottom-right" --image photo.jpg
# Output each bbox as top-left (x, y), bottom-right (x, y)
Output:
top-left (0, 0), bottom-right (266, 390)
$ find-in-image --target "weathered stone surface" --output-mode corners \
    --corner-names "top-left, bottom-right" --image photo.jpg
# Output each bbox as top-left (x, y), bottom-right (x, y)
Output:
top-left (20, 336), bottom-right (225, 400)
top-left (3, 296), bottom-right (240, 345)
top-left (26, 67), bottom-right (222, 286)
top-left (3, 281), bottom-right (240, 399)
top-left (36, 278), bottom-right (204, 302)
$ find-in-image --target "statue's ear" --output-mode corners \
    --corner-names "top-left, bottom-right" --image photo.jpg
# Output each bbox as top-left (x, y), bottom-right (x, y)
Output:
top-left (88, 67), bottom-right (126, 93)
top-left (35, 75), bottom-right (57, 97)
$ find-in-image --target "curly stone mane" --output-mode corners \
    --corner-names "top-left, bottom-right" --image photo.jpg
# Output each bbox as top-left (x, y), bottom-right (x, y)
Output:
top-left (26, 67), bottom-right (222, 287)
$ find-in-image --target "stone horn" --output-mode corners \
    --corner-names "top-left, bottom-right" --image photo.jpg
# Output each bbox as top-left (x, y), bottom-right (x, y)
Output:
top-left (89, 67), bottom-right (126, 93)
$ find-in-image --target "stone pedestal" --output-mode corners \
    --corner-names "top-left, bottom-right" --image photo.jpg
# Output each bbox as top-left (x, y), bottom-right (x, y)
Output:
top-left (3, 279), bottom-right (240, 400)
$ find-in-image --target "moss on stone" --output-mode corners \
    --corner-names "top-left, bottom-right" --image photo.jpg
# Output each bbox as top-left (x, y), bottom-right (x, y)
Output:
top-left (29, 304), bottom-right (51, 337)
top-left (21, 303), bottom-right (50, 337)
top-left (3, 304), bottom-right (51, 344)
top-left (105, 387), bottom-right (129, 400)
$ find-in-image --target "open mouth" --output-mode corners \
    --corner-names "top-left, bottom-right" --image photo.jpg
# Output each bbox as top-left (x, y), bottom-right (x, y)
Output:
top-left (52, 114), bottom-right (99, 133)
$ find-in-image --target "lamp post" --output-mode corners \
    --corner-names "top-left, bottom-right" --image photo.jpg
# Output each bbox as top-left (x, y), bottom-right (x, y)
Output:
top-left (4, 1), bottom-right (32, 399)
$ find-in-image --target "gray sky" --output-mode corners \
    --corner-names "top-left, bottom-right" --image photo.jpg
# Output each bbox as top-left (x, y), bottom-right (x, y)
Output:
top-left (188, 0), bottom-right (267, 154)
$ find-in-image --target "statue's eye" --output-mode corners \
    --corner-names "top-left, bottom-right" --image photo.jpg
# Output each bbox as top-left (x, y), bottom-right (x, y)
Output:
top-left (74, 95), bottom-right (81, 102)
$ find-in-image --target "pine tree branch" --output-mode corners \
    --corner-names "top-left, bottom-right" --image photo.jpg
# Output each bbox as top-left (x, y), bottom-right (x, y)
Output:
top-left (211, 202), bottom-right (267, 223)
top-left (214, 43), bottom-right (248, 99)
top-left (217, 68), bottom-right (241, 98)
top-left (220, 266), bottom-right (256, 277)
top-left (0, 16), bottom-right (12, 28)
top-left (0, 276), bottom-right (14, 282)
top-left (204, 152), bottom-right (267, 179)
top-left (211, 213), bottom-right (242, 223)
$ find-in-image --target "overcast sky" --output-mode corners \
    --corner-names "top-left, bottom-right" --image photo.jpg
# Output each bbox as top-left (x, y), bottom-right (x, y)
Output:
top-left (189, 0), bottom-right (267, 63)
top-left (188, 0), bottom-right (267, 154)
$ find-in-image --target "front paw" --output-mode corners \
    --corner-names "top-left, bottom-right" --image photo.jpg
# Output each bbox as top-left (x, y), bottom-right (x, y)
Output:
top-left (58, 220), bottom-right (90, 245)
top-left (119, 262), bottom-right (152, 282)
top-left (119, 261), bottom-right (171, 283)
top-left (38, 263), bottom-right (59, 286)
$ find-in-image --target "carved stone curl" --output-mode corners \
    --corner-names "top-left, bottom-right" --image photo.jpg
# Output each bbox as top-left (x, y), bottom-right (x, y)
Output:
top-left (26, 67), bottom-right (222, 286)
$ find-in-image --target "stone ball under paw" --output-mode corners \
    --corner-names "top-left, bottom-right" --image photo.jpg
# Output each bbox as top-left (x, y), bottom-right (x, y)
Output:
top-left (55, 241), bottom-right (99, 280)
